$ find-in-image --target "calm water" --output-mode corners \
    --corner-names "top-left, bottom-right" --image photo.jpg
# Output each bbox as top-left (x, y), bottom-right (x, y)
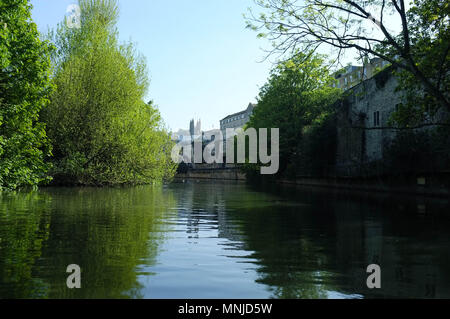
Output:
top-left (1, 181), bottom-right (449, 299)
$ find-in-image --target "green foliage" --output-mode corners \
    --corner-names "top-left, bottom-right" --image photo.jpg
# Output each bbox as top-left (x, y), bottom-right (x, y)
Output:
top-left (43, 0), bottom-right (176, 185)
top-left (296, 113), bottom-right (337, 177)
top-left (383, 0), bottom-right (450, 126)
top-left (248, 0), bottom-right (450, 125)
top-left (384, 127), bottom-right (450, 174)
top-left (0, 0), bottom-right (54, 191)
top-left (245, 52), bottom-right (341, 178)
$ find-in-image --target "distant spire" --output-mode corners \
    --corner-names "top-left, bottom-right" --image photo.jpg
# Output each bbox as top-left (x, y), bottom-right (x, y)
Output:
top-left (189, 119), bottom-right (194, 136)
top-left (195, 119), bottom-right (202, 135)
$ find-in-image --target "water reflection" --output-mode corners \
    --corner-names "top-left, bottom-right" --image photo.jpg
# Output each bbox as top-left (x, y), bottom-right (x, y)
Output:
top-left (0, 191), bottom-right (52, 298)
top-left (1, 181), bottom-right (449, 299)
top-left (0, 186), bottom-right (175, 298)
top-left (240, 183), bottom-right (450, 298)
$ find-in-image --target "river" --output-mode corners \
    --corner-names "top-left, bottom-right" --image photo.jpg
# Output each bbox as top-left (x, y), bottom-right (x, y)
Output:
top-left (1, 181), bottom-right (449, 298)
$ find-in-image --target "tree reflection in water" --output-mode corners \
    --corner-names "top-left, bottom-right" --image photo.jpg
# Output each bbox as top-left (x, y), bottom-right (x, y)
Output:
top-left (0, 185), bottom-right (175, 299)
top-left (1, 181), bottom-right (450, 299)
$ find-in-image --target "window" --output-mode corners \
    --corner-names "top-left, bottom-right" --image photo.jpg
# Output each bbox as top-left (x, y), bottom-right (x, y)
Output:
top-left (373, 111), bottom-right (380, 127)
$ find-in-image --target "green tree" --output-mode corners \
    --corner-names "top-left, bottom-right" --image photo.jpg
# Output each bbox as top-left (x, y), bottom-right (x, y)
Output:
top-left (384, 126), bottom-right (450, 174)
top-left (43, 0), bottom-right (176, 185)
top-left (0, 0), bottom-right (54, 190)
top-left (388, 0), bottom-right (450, 127)
top-left (247, 0), bottom-right (450, 118)
top-left (245, 52), bottom-right (341, 177)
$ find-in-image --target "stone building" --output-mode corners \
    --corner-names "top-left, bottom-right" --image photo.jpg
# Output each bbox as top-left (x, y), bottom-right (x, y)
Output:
top-left (332, 58), bottom-right (391, 91)
top-left (335, 67), bottom-right (404, 176)
top-left (220, 103), bottom-right (255, 132)
top-left (220, 103), bottom-right (256, 152)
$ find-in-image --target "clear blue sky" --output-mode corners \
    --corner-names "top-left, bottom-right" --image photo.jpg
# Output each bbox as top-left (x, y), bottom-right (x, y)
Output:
top-left (30, 0), bottom-right (273, 132)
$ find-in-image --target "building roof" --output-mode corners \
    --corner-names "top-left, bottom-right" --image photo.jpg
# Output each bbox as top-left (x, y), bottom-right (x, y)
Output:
top-left (221, 110), bottom-right (247, 121)
top-left (220, 103), bottom-right (255, 121)
top-left (334, 65), bottom-right (363, 78)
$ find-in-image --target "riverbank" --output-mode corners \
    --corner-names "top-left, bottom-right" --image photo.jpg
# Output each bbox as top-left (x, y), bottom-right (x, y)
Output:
top-left (175, 168), bottom-right (246, 181)
top-left (276, 175), bottom-right (450, 198)
top-left (176, 169), bottom-right (450, 197)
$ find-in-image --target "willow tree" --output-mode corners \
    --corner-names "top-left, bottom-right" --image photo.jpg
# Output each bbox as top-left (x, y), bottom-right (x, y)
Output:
top-left (44, 0), bottom-right (176, 185)
top-left (0, 0), bottom-right (53, 190)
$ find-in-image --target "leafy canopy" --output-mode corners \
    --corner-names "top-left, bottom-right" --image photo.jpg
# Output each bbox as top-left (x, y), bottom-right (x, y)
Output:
top-left (247, 0), bottom-right (450, 122)
top-left (43, 0), bottom-right (176, 185)
top-left (246, 52), bottom-right (341, 176)
top-left (0, 0), bottom-right (54, 190)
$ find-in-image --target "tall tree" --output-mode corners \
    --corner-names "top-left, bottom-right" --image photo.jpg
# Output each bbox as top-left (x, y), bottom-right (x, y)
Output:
top-left (0, 0), bottom-right (54, 190)
top-left (43, 0), bottom-right (176, 185)
top-left (246, 0), bottom-right (450, 117)
top-left (246, 52), bottom-right (341, 176)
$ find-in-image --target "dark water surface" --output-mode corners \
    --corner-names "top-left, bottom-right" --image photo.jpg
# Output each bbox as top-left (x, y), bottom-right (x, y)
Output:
top-left (1, 181), bottom-right (449, 299)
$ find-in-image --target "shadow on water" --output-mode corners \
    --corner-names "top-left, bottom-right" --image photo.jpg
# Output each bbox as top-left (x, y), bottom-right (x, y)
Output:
top-left (168, 180), bottom-right (450, 298)
top-left (232, 181), bottom-right (450, 298)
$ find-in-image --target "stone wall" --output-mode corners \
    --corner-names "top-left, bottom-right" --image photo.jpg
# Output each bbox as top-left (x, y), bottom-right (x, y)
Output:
top-left (336, 67), bottom-right (403, 177)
